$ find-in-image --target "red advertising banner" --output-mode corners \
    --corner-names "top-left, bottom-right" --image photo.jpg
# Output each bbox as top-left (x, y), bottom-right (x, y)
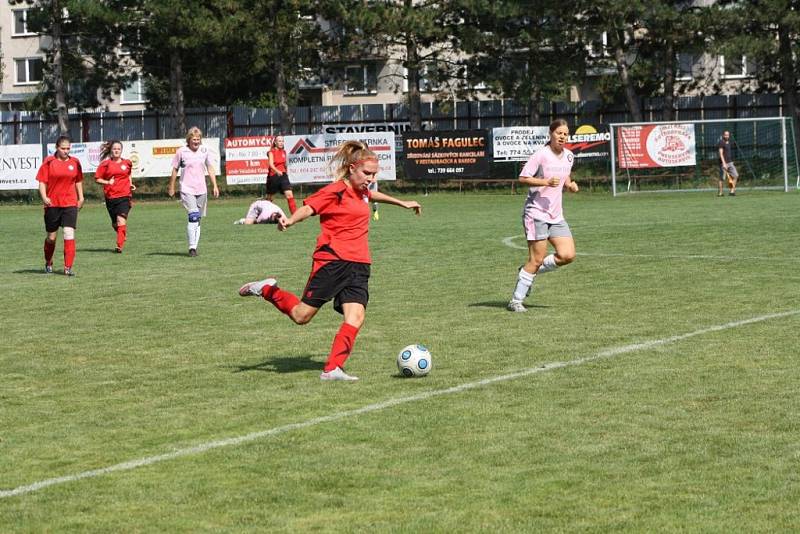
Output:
top-left (224, 136), bottom-right (274, 185)
top-left (617, 124), bottom-right (696, 169)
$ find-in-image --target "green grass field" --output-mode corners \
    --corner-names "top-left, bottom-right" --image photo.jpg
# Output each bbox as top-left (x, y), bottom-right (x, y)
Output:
top-left (2, 190), bottom-right (799, 532)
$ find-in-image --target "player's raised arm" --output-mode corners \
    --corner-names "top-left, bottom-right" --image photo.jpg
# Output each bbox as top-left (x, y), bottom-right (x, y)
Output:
top-left (277, 204), bottom-right (314, 231)
top-left (370, 190), bottom-right (421, 215)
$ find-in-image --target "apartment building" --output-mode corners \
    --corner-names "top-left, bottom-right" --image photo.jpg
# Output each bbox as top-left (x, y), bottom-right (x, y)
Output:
top-left (0, 0), bottom-right (145, 111)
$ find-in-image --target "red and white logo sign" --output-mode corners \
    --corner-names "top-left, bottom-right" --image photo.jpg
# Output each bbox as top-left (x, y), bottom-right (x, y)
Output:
top-left (618, 124), bottom-right (696, 169)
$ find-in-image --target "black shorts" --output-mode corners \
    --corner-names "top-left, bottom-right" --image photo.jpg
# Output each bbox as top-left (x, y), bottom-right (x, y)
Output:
top-left (266, 173), bottom-right (292, 195)
top-left (44, 206), bottom-right (78, 232)
top-left (105, 197), bottom-right (132, 225)
top-left (302, 260), bottom-right (370, 314)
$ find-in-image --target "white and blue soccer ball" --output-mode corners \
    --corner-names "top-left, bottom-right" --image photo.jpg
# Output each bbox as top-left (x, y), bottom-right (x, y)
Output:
top-left (396, 344), bottom-right (432, 377)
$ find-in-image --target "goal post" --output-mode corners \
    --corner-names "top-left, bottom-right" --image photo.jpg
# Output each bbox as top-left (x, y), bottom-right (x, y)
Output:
top-left (609, 117), bottom-right (800, 196)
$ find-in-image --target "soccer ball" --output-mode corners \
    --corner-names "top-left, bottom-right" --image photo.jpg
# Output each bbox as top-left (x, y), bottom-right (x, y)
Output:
top-left (396, 344), bottom-right (432, 377)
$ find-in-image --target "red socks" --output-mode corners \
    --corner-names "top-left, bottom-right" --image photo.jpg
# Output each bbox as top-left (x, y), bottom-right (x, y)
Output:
top-left (44, 239), bottom-right (56, 265)
top-left (63, 239), bottom-right (76, 268)
top-left (324, 323), bottom-right (360, 372)
top-left (263, 285), bottom-right (300, 316)
top-left (116, 225), bottom-right (127, 249)
top-left (287, 197), bottom-right (297, 214)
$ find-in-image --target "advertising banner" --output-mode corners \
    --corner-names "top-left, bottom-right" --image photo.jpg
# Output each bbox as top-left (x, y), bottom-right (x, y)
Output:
top-left (323, 122), bottom-right (416, 153)
top-left (0, 144), bottom-right (43, 190)
top-left (617, 124), bottom-right (696, 169)
top-left (403, 130), bottom-right (490, 179)
top-left (118, 138), bottom-right (221, 178)
top-left (492, 127), bottom-right (549, 161)
top-left (224, 135), bottom-right (274, 185)
top-left (47, 142), bottom-right (104, 173)
top-left (566, 125), bottom-right (611, 161)
top-left (285, 132), bottom-right (396, 184)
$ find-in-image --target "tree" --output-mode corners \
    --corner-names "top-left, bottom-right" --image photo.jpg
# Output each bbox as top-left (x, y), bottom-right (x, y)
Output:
top-left (233, 0), bottom-right (333, 132)
top-left (457, 0), bottom-right (586, 125)
top-left (579, 0), bottom-right (649, 122)
top-left (116, 0), bottom-right (238, 136)
top-left (27, 0), bottom-right (135, 132)
top-left (712, 0), bottom-right (800, 155)
top-left (331, 0), bottom-right (469, 130)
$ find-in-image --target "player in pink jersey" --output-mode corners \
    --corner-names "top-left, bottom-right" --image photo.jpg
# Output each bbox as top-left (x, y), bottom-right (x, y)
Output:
top-left (95, 140), bottom-right (136, 253)
top-left (168, 127), bottom-right (219, 257)
top-left (37, 135), bottom-right (84, 276)
top-left (508, 119), bottom-right (580, 312)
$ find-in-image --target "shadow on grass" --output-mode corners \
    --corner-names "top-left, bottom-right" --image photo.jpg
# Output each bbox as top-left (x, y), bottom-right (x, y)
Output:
top-left (227, 354), bottom-right (320, 374)
top-left (469, 301), bottom-right (550, 310)
top-left (80, 248), bottom-right (117, 254)
top-left (147, 251), bottom-right (190, 257)
top-left (13, 268), bottom-right (53, 275)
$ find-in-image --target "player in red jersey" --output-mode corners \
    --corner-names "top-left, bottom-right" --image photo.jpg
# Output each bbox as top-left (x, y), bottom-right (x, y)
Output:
top-left (95, 140), bottom-right (136, 253)
top-left (239, 140), bottom-right (422, 381)
top-left (37, 135), bottom-right (84, 276)
top-left (266, 135), bottom-right (297, 214)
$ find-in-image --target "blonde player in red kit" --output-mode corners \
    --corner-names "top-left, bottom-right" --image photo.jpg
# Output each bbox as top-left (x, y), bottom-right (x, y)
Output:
top-left (239, 141), bottom-right (422, 381)
top-left (95, 140), bottom-right (136, 253)
top-left (37, 135), bottom-right (84, 276)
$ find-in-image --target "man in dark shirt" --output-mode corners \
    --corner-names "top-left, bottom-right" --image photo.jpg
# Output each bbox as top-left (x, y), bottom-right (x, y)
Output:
top-left (717, 131), bottom-right (738, 196)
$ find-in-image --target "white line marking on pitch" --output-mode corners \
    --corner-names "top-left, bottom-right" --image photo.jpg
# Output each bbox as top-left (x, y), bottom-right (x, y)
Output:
top-left (501, 235), bottom-right (800, 262)
top-left (3, 309), bottom-right (799, 500)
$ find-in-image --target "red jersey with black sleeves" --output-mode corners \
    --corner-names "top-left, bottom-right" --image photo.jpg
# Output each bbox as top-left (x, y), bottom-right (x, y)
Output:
top-left (36, 156), bottom-right (83, 207)
top-left (95, 158), bottom-right (133, 199)
top-left (303, 180), bottom-right (372, 263)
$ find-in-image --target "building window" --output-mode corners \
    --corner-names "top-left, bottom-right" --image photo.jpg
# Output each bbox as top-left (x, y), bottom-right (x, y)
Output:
top-left (589, 32), bottom-right (609, 58)
top-left (12, 9), bottom-right (36, 36)
top-left (676, 53), bottom-right (697, 80)
top-left (121, 75), bottom-right (147, 104)
top-left (15, 58), bottom-right (44, 85)
top-left (720, 55), bottom-right (751, 79)
top-left (344, 64), bottom-right (377, 95)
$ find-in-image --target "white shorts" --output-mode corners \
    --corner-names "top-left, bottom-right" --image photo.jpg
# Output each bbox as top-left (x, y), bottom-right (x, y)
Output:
top-left (523, 214), bottom-right (572, 241)
top-left (181, 192), bottom-right (208, 217)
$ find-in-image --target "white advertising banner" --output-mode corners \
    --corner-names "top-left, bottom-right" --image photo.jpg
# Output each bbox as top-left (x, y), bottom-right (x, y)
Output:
top-left (224, 135), bottom-right (274, 185)
top-left (492, 127), bottom-right (550, 161)
top-left (0, 144), bottom-right (43, 190)
top-left (47, 142), bottom-right (104, 173)
top-left (119, 138), bottom-right (221, 178)
top-left (323, 123), bottom-right (416, 152)
top-left (285, 132), bottom-right (396, 184)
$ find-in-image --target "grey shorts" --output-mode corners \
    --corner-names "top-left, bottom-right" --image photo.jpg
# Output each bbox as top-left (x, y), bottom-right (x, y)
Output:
top-left (719, 163), bottom-right (739, 180)
top-left (181, 192), bottom-right (208, 217)
top-left (523, 215), bottom-right (572, 241)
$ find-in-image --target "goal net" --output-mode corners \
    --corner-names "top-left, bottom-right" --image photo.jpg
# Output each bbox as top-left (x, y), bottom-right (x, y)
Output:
top-left (609, 117), bottom-right (799, 195)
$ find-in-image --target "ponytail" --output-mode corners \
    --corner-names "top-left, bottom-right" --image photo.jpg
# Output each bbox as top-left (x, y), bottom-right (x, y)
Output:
top-left (329, 140), bottom-right (378, 182)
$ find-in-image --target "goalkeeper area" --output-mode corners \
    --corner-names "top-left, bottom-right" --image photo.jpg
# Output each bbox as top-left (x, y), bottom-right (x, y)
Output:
top-left (610, 117), bottom-right (800, 195)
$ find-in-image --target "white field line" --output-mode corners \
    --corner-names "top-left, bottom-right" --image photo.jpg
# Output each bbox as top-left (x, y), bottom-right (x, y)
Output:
top-left (501, 235), bottom-right (800, 262)
top-left (3, 309), bottom-right (799, 500)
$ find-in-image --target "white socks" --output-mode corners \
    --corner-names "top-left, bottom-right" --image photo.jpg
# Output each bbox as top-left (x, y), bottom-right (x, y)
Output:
top-left (513, 255), bottom-right (560, 302)
top-left (187, 222), bottom-right (201, 249)
top-left (537, 254), bottom-right (558, 274)
top-left (512, 268), bottom-right (535, 302)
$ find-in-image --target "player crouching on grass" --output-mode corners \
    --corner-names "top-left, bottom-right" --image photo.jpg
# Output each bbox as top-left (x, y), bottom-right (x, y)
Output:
top-left (508, 119), bottom-right (579, 313)
top-left (239, 141), bottom-right (422, 381)
top-left (233, 198), bottom-right (286, 225)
